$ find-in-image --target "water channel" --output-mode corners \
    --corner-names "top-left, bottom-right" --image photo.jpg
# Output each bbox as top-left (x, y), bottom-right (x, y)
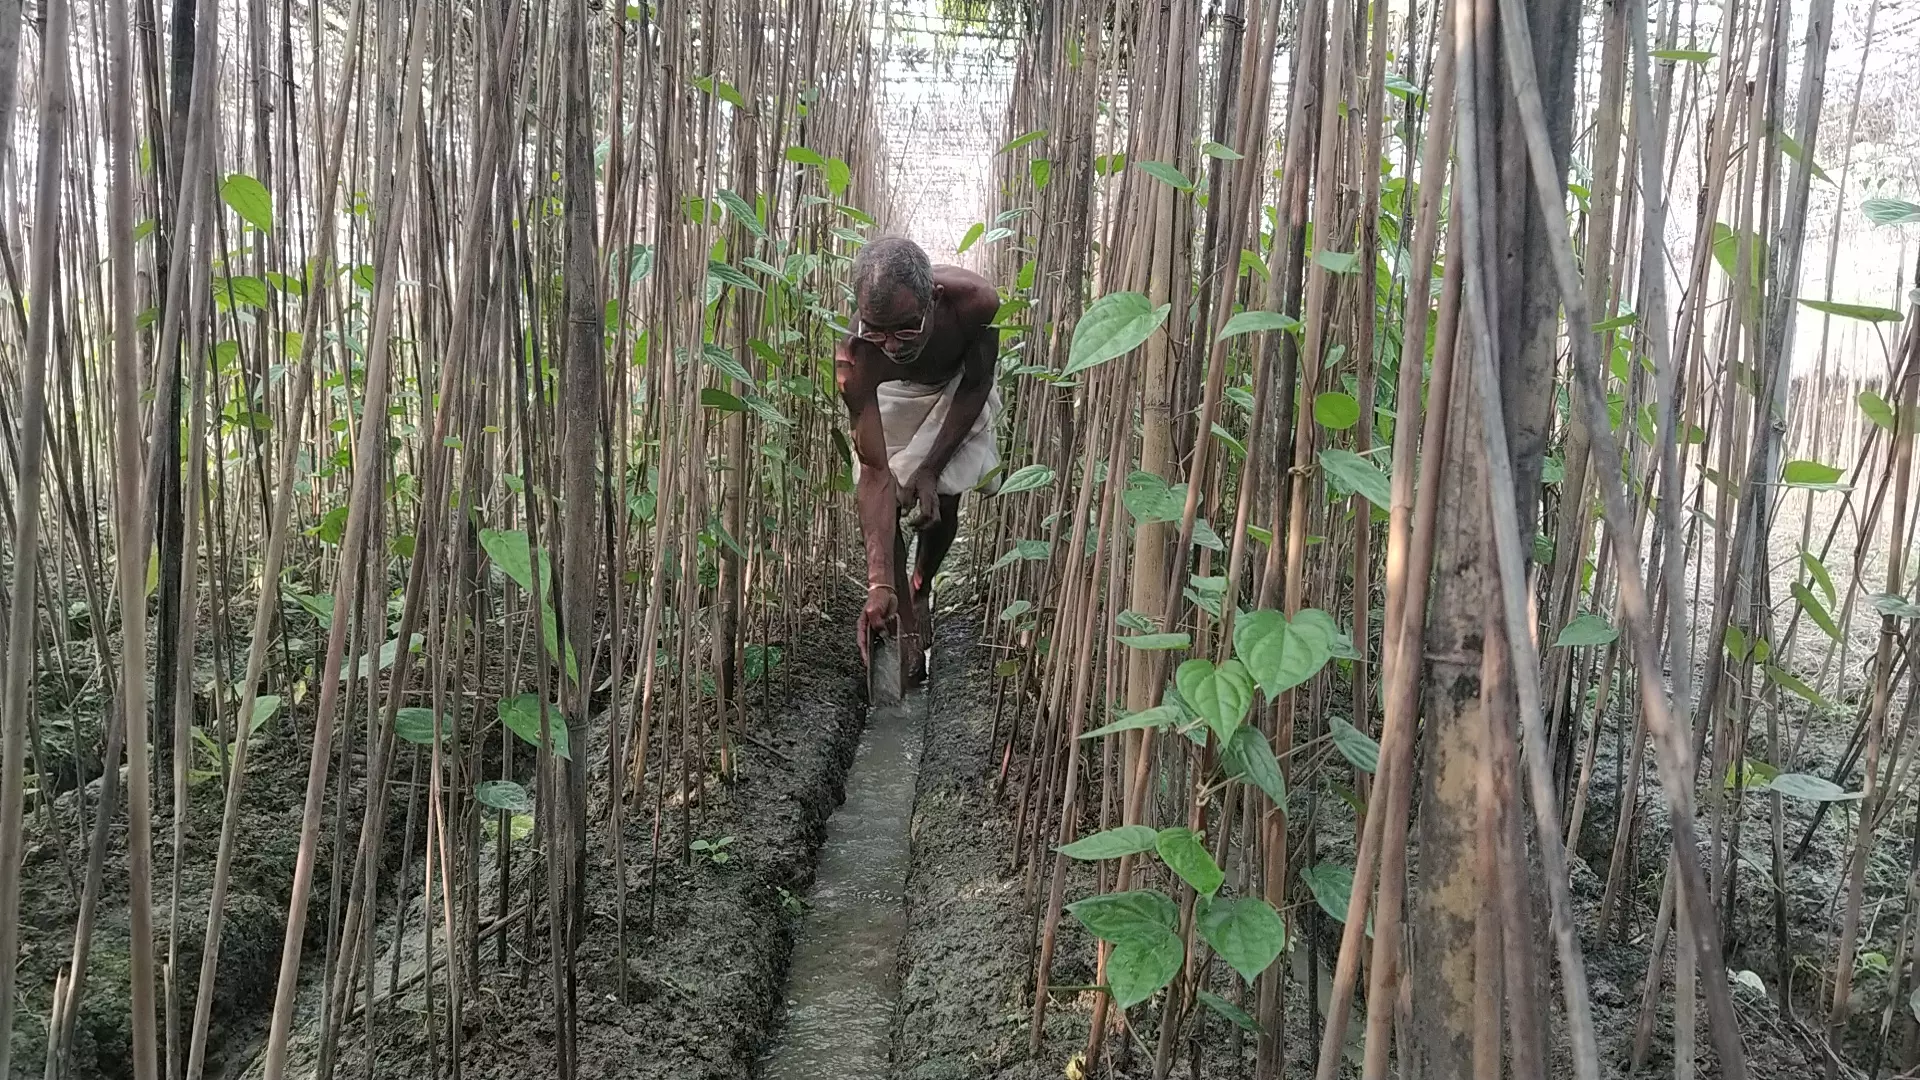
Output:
top-left (758, 648), bottom-right (924, 1080)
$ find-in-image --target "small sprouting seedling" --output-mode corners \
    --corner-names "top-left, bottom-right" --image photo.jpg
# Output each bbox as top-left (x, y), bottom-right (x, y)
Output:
top-left (776, 886), bottom-right (806, 915)
top-left (690, 835), bottom-right (735, 865)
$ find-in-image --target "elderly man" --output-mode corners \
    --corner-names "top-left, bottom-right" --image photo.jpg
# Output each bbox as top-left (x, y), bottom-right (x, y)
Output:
top-left (834, 236), bottom-right (1001, 681)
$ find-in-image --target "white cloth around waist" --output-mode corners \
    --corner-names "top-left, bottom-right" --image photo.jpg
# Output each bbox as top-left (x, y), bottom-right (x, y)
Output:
top-left (854, 371), bottom-right (1002, 497)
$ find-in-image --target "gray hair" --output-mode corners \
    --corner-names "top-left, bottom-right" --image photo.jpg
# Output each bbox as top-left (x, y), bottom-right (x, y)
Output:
top-left (852, 236), bottom-right (932, 309)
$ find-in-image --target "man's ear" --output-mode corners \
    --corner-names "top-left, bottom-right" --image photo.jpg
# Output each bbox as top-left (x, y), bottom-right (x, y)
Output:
top-left (932, 282), bottom-right (946, 304)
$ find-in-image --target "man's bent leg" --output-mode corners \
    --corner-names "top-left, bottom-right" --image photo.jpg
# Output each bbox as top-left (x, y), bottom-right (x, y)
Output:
top-left (911, 494), bottom-right (964, 600)
top-left (905, 493), bottom-right (962, 681)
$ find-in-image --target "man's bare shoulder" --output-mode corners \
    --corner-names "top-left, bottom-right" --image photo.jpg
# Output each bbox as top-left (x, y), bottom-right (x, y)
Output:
top-left (932, 265), bottom-right (1000, 324)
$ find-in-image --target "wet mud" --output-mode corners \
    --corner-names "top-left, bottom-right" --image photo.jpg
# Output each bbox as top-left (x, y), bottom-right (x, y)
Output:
top-left (277, 595), bottom-right (868, 1080)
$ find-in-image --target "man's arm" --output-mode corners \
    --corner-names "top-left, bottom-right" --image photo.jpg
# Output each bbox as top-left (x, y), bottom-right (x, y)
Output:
top-left (836, 341), bottom-right (899, 617)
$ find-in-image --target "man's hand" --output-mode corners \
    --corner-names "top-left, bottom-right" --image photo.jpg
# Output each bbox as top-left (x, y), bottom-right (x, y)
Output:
top-left (859, 585), bottom-right (898, 665)
top-left (904, 471), bottom-right (940, 532)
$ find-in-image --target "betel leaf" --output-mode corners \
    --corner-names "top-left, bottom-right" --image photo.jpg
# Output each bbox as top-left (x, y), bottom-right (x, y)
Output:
top-left (703, 343), bottom-right (756, 388)
top-left (990, 538), bottom-right (1052, 571)
top-left (1030, 159), bottom-right (1052, 189)
top-left (1294, 605), bottom-right (1341, 649)
top-left (1302, 862), bottom-right (1364, 930)
top-left (1065, 291), bottom-right (1173, 375)
top-left (215, 276), bottom-right (269, 309)
top-left (1000, 599), bottom-right (1033, 623)
top-left (1862, 197), bottom-right (1920, 226)
top-left (1314, 392), bottom-right (1361, 430)
top-left (290, 590), bottom-right (336, 628)
top-left (1058, 825), bottom-right (1161, 860)
top-left (1120, 633), bottom-right (1192, 651)
top-left (1384, 73), bottom-right (1423, 102)
top-left (1764, 772), bottom-right (1860, 802)
top-left (1201, 140), bottom-right (1244, 160)
top-left (1763, 664), bottom-right (1826, 708)
top-left (1781, 459), bottom-right (1846, 489)
top-left (1327, 715), bottom-right (1380, 774)
top-left (1792, 582), bottom-right (1841, 642)
top-left (1136, 160), bottom-right (1196, 191)
top-left (1775, 130), bottom-right (1832, 184)
top-left (628, 243), bottom-right (655, 282)
top-left (701, 387), bottom-right (747, 413)
top-left (996, 464), bottom-right (1055, 496)
top-left (475, 779), bottom-right (535, 814)
top-left (1107, 928), bottom-right (1183, 1009)
top-left (1859, 390), bottom-right (1897, 432)
top-left (998, 128), bottom-right (1048, 155)
top-left (1198, 897), bottom-right (1288, 982)
top-left (250, 695), bottom-right (281, 731)
top-left (1312, 250), bottom-right (1362, 274)
top-left (1123, 471), bottom-right (1188, 523)
top-left (1798, 298), bottom-right (1904, 323)
top-left (394, 707), bottom-right (437, 746)
top-left (1156, 827), bottom-right (1225, 897)
top-left (1080, 703), bottom-right (1184, 740)
top-left (784, 144), bottom-right (825, 166)
top-left (1554, 613), bottom-right (1619, 648)
top-left (1725, 757), bottom-right (1779, 791)
top-left (1802, 551), bottom-right (1837, 605)
top-left (1210, 425), bottom-right (1247, 461)
top-left (1217, 310), bottom-right (1300, 340)
top-left (1176, 658), bottom-right (1254, 744)
top-left (715, 189), bottom-right (765, 237)
top-left (1651, 48), bottom-right (1714, 62)
top-left (1193, 518), bottom-right (1226, 552)
top-left (707, 260), bottom-right (764, 295)
top-left (498, 693), bottom-right (571, 760)
top-left (1223, 726), bottom-right (1287, 812)
top-left (1067, 889), bottom-right (1179, 946)
top-left (1197, 990), bottom-right (1263, 1033)
top-left (1319, 449), bottom-right (1390, 510)
top-left (478, 528), bottom-right (552, 594)
top-left (343, 634), bottom-right (424, 681)
top-left (1710, 222), bottom-right (1764, 290)
top-left (823, 157), bottom-right (852, 196)
top-left (957, 222), bottom-right (986, 254)
top-left (1723, 625), bottom-right (1750, 662)
top-left (1233, 608), bottom-right (1334, 697)
top-left (220, 173), bottom-right (274, 231)
top-left (1873, 593), bottom-right (1920, 619)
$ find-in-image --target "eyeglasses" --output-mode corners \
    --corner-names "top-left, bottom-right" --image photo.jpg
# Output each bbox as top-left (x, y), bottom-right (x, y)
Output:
top-left (855, 305), bottom-right (929, 347)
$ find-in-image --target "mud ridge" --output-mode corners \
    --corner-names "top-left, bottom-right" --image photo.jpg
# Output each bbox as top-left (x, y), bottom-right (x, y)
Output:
top-left (890, 615), bottom-right (1104, 1080)
top-left (301, 594), bottom-right (869, 1080)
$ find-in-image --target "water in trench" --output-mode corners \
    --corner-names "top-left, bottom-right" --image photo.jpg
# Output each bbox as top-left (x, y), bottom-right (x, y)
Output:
top-left (758, 651), bottom-right (925, 1079)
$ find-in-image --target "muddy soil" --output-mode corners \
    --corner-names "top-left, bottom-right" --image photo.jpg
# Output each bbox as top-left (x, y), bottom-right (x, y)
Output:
top-left (890, 615), bottom-right (1055, 1079)
top-left (892, 616), bottom-right (1346, 1080)
top-left (9, 675), bottom-right (399, 1080)
top-left (890, 607), bottom-right (1845, 1079)
top-left (288, 594), bottom-right (868, 1080)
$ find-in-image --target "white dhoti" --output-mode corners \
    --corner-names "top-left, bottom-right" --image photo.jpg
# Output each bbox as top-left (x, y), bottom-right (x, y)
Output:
top-left (856, 372), bottom-right (1002, 498)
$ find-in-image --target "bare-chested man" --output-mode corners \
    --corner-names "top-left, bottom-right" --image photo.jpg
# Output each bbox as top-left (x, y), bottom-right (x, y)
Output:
top-left (834, 237), bottom-right (1001, 680)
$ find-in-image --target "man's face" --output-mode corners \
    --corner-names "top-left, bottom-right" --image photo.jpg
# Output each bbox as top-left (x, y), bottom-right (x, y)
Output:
top-left (857, 282), bottom-right (931, 362)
